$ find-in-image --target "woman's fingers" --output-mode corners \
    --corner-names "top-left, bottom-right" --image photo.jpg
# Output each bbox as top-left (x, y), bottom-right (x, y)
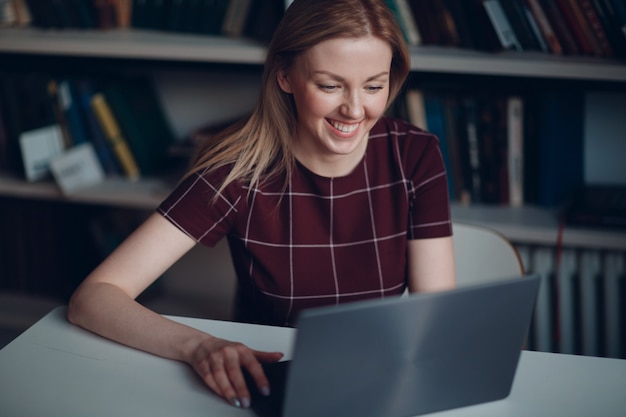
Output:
top-left (192, 339), bottom-right (283, 408)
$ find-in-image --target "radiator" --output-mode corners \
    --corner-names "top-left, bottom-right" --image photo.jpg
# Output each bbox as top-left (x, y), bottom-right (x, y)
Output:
top-left (515, 245), bottom-right (626, 359)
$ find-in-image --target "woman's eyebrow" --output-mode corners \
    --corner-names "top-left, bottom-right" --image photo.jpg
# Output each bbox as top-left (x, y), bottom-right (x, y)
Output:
top-left (313, 70), bottom-right (390, 82)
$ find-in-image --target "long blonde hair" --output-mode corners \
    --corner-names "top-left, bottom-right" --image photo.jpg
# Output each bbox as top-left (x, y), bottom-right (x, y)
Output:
top-left (187, 0), bottom-right (410, 194)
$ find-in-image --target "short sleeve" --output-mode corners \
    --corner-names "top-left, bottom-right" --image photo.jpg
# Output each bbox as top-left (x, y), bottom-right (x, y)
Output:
top-left (157, 167), bottom-right (243, 247)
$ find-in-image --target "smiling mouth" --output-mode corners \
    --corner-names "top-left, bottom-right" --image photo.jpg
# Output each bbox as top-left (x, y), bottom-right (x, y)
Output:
top-left (328, 119), bottom-right (359, 134)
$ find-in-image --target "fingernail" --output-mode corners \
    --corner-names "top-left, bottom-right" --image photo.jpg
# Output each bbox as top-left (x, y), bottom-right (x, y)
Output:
top-left (241, 397), bottom-right (251, 408)
top-left (261, 386), bottom-right (271, 396)
top-left (231, 397), bottom-right (241, 408)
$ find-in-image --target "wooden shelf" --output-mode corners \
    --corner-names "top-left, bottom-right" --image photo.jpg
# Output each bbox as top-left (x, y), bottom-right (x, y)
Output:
top-left (409, 46), bottom-right (626, 82)
top-left (2, 28), bottom-right (626, 82)
top-left (0, 28), bottom-right (267, 64)
top-left (0, 174), bottom-right (172, 210)
top-left (452, 204), bottom-right (626, 251)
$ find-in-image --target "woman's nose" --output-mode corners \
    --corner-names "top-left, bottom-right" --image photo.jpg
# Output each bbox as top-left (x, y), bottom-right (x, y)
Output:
top-left (341, 92), bottom-right (365, 119)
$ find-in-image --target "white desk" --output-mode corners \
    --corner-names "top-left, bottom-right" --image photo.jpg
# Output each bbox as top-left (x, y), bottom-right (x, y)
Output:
top-left (1, 307), bottom-right (625, 417)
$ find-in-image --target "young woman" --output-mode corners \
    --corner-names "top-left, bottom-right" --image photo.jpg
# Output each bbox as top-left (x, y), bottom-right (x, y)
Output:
top-left (68, 0), bottom-right (456, 409)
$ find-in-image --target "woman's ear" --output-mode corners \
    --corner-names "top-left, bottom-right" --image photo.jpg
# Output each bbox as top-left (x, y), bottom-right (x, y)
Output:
top-left (277, 69), bottom-right (293, 94)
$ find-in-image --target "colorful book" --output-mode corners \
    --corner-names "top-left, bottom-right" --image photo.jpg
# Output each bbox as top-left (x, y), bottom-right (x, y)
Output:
top-left (73, 79), bottom-right (121, 176)
top-left (90, 92), bottom-right (140, 180)
top-left (538, 0), bottom-right (580, 55)
top-left (525, 0), bottom-right (564, 54)
top-left (580, 0), bottom-right (614, 57)
top-left (102, 77), bottom-right (175, 176)
top-left (555, 0), bottom-right (600, 55)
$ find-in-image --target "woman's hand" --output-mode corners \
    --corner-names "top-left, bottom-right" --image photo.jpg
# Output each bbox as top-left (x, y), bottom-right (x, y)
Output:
top-left (187, 336), bottom-right (284, 408)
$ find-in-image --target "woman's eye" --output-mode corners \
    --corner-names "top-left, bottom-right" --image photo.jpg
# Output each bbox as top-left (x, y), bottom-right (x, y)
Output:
top-left (319, 85), bottom-right (339, 92)
top-left (366, 85), bottom-right (384, 92)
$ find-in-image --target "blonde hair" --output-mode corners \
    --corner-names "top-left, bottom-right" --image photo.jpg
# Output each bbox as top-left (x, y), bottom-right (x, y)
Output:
top-left (187, 0), bottom-right (410, 194)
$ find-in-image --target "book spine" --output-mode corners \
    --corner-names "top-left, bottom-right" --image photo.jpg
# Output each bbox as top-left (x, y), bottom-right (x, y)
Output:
top-left (580, 0), bottom-right (614, 56)
top-left (57, 79), bottom-right (89, 146)
top-left (112, 0), bottom-right (132, 28)
top-left (555, 0), bottom-right (601, 55)
top-left (405, 89), bottom-right (427, 130)
top-left (462, 97), bottom-right (482, 203)
top-left (388, 0), bottom-right (422, 45)
top-left (500, 0), bottom-right (543, 50)
top-left (592, 0), bottom-right (626, 57)
top-left (507, 96), bottom-right (524, 207)
top-left (520, 0), bottom-right (550, 52)
top-left (525, 0), bottom-right (564, 54)
top-left (539, 0), bottom-right (580, 55)
top-left (90, 93), bottom-right (139, 180)
top-left (483, 0), bottom-right (523, 50)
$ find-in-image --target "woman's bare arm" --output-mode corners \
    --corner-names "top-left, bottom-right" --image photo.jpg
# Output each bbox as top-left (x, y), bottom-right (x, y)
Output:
top-left (67, 213), bottom-right (282, 408)
top-left (406, 236), bottom-right (456, 293)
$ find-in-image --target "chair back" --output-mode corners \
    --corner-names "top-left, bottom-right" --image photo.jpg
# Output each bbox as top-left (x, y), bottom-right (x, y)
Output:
top-left (453, 222), bottom-right (524, 286)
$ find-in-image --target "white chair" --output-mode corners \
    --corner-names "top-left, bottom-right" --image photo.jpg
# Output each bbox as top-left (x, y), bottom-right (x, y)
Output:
top-left (452, 222), bottom-right (524, 286)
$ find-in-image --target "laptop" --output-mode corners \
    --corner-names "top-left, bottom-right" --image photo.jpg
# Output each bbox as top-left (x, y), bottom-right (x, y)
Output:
top-left (246, 274), bottom-right (540, 417)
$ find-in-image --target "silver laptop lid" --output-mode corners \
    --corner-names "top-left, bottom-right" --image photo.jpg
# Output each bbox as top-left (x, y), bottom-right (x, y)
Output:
top-left (281, 274), bottom-right (540, 417)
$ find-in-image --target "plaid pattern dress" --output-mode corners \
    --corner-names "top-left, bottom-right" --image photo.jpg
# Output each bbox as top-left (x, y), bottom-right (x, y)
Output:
top-left (158, 117), bottom-right (452, 326)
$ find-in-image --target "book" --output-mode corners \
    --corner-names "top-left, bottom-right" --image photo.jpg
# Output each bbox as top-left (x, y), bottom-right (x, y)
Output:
top-left (208, 0), bottom-right (229, 34)
top-left (57, 79), bottom-right (90, 146)
top-left (518, 0), bottom-right (550, 52)
top-left (130, 0), bottom-right (148, 28)
top-left (483, 0), bottom-right (523, 51)
top-left (72, 78), bottom-right (121, 176)
top-left (475, 96), bottom-right (501, 204)
top-left (525, 0), bottom-right (564, 54)
top-left (460, 97), bottom-right (482, 204)
top-left (222, 0), bottom-right (253, 37)
top-left (555, 0), bottom-right (601, 55)
top-left (407, 0), bottom-right (438, 45)
top-left (101, 77), bottom-right (175, 176)
top-left (112, 0), bottom-right (132, 28)
top-left (533, 90), bottom-right (584, 208)
top-left (423, 92), bottom-right (454, 200)
top-left (444, 0), bottom-right (480, 49)
top-left (66, 0), bottom-right (98, 29)
top-left (11, 0), bottom-right (33, 27)
top-left (244, 0), bottom-right (284, 43)
top-left (460, 0), bottom-right (505, 51)
top-left (24, 0), bottom-right (61, 28)
top-left (90, 92), bottom-right (140, 180)
top-left (405, 88), bottom-right (427, 130)
top-left (538, 0), bottom-right (580, 55)
top-left (1, 0), bottom-right (17, 27)
top-left (442, 95), bottom-right (467, 203)
top-left (499, 0), bottom-right (543, 50)
top-left (580, 0), bottom-right (614, 57)
top-left (387, 0), bottom-right (421, 46)
top-left (591, 0), bottom-right (626, 58)
top-left (165, 0), bottom-right (187, 32)
top-left (506, 96), bottom-right (524, 207)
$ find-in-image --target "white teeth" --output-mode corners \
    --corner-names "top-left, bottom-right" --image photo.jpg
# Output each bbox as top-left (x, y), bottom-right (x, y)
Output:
top-left (330, 120), bottom-right (358, 133)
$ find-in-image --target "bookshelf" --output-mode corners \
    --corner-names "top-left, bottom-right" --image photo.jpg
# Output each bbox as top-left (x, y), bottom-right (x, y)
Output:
top-left (1, 27), bottom-right (625, 251)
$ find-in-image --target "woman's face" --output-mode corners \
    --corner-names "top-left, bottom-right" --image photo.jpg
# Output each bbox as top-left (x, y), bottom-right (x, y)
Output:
top-left (278, 36), bottom-right (392, 176)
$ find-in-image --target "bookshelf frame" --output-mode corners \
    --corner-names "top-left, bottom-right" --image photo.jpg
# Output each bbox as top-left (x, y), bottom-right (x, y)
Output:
top-left (1, 28), bottom-right (625, 249)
